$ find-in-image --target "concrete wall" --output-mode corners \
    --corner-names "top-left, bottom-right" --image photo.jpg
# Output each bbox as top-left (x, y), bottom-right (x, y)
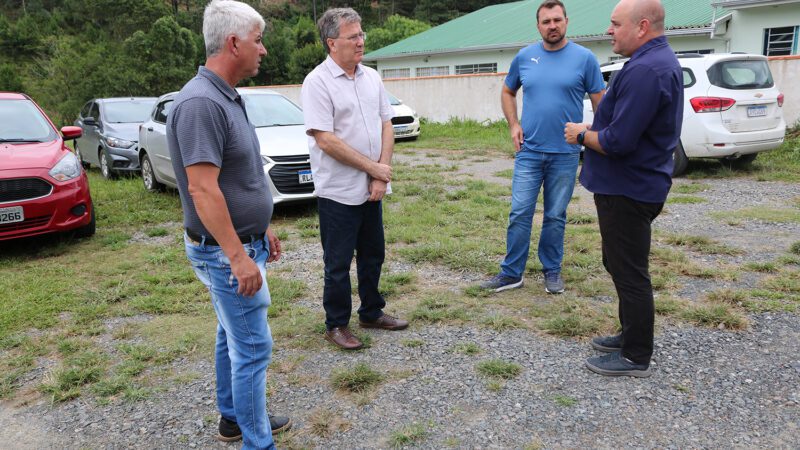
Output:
top-left (723, 3), bottom-right (800, 55)
top-left (266, 58), bottom-right (800, 126)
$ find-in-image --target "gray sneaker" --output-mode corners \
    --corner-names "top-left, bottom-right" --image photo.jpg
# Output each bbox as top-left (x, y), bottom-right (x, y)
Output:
top-left (585, 351), bottom-right (652, 378)
top-left (544, 271), bottom-right (565, 294)
top-left (479, 274), bottom-right (523, 292)
top-left (590, 334), bottom-right (622, 353)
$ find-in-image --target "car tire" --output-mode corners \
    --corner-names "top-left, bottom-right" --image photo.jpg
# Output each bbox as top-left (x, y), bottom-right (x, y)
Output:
top-left (74, 204), bottom-right (96, 238)
top-left (74, 142), bottom-right (90, 169)
top-left (141, 153), bottom-right (165, 192)
top-left (672, 141), bottom-right (688, 177)
top-left (724, 153), bottom-right (758, 170)
top-left (99, 150), bottom-right (117, 180)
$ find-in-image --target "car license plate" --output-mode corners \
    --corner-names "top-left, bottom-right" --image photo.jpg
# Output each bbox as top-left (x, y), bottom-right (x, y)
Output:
top-left (298, 169), bottom-right (313, 184)
top-left (0, 206), bottom-right (24, 225)
top-left (747, 105), bottom-right (767, 117)
top-left (394, 126), bottom-right (408, 132)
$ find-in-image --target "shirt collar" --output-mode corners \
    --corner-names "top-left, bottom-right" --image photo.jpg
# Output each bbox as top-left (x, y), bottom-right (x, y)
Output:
top-left (197, 66), bottom-right (239, 101)
top-left (629, 35), bottom-right (668, 62)
top-left (323, 55), bottom-right (364, 79)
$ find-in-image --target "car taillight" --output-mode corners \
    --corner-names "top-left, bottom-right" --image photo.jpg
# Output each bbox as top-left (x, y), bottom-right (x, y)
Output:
top-left (778, 93), bottom-right (784, 107)
top-left (690, 97), bottom-right (736, 113)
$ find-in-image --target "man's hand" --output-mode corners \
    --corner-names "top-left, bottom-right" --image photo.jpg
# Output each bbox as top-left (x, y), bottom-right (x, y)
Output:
top-left (564, 122), bottom-right (588, 145)
top-left (230, 252), bottom-right (262, 297)
top-left (266, 228), bottom-right (281, 263)
top-left (368, 162), bottom-right (392, 183)
top-left (510, 123), bottom-right (524, 152)
top-left (368, 179), bottom-right (387, 201)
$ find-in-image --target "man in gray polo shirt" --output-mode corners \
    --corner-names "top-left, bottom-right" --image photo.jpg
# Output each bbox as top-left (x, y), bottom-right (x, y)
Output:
top-left (301, 7), bottom-right (409, 350)
top-left (167, 1), bottom-right (289, 447)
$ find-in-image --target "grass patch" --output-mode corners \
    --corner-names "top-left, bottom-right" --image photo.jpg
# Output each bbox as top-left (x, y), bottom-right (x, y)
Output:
top-left (667, 195), bottom-right (706, 204)
top-left (553, 394), bottom-right (578, 407)
top-left (657, 232), bottom-right (741, 255)
top-left (481, 314), bottom-right (524, 331)
top-left (379, 272), bottom-right (417, 298)
top-left (711, 207), bottom-right (800, 224)
top-left (388, 421), bottom-right (431, 449)
top-left (451, 342), bottom-right (481, 355)
top-left (307, 407), bottom-right (351, 438)
top-left (409, 294), bottom-right (469, 323)
top-left (744, 262), bottom-right (778, 273)
top-left (680, 303), bottom-right (748, 330)
top-left (330, 363), bottom-right (384, 393)
top-left (401, 339), bottom-right (425, 348)
top-left (395, 118), bottom-right (513, 154)
top-left (790, 241), bottom-right (800, 255)
top-left (40, 350), bottom-right (107, 402)
top-left (475, 359), bottom-right (522, 380)
top-left (672, 183), bottom-right (711, 194)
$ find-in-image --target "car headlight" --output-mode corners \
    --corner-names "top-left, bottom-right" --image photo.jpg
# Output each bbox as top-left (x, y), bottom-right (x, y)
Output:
top-left (49, 152), bottom-right (82, 182)
top-left (103, 136), bottom-right (135, 148)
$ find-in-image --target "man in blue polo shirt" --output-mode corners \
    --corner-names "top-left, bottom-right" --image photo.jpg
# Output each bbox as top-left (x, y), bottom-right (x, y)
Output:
top-left (480, 0), bottom-right (604, 294)
top-left (565, 0), bottom-right (683, 377)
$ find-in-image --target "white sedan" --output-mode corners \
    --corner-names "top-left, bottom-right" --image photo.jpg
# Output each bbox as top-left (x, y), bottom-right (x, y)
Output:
top-left (388, 92), bottom-right (421, 140)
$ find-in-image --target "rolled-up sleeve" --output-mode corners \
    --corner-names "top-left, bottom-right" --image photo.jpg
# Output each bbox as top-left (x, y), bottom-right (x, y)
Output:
top-left (597, 65), bottom-right (662, 157)
top-left (301, 74), bottom-right (334, 134)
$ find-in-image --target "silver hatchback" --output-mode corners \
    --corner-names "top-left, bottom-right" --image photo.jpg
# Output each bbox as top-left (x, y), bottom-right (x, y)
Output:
top-left (137, 88), bottom-right (315, 204)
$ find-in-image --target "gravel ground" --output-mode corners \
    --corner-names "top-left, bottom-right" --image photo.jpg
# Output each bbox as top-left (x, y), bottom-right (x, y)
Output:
top-left (1, 154), bottom-right (799, 449)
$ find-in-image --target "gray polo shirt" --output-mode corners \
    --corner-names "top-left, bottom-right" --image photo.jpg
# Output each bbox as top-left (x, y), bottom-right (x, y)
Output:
top-left (301, 56), bottom-right (394, 205)
top-left (167, 66), bottom-right (273, 236)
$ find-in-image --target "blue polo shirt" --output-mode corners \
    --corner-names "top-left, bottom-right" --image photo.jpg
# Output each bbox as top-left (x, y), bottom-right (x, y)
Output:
top-left (505, 41), bottom-right (604, 153)
top-left (579, 36), bottom-right (684, 203)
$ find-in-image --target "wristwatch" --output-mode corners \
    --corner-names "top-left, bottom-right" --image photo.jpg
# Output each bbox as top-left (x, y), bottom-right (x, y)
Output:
top-left (577, 130), bottom-right (586, 145)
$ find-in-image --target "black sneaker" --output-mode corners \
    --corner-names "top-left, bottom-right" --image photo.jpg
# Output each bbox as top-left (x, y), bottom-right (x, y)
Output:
top-left (585, 351), bottom-right (652, 378)
top-left (479, 274), bottom-right (523, 292)
top-left (217, 415), bottom-right (293, 441)
top-left (543, 271), bottom-right (565, 294)
top-left (217, 416), bottom-right (241, 442)
top-left (590, 334), bottom-right (622, 353)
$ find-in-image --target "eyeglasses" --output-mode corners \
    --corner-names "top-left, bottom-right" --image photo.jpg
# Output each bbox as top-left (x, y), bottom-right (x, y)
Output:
top-left (338, 32), bottom-right (366, 42)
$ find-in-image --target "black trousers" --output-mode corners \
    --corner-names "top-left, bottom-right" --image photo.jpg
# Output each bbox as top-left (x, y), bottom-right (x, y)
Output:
top-left (594, 194), bottom-right (664, 364)
top-left (318, 197), bottom-right (386, 329)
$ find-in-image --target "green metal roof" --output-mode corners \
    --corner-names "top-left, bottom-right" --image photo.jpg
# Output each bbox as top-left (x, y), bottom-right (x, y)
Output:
top-left (365, 0), bottom-right (725, 60)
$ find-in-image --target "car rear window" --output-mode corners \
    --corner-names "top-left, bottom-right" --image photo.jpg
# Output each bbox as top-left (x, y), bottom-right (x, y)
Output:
top-left (241, 94), bottom-right (304, 128)
top-left (104, 99), bottom-right (157, 123)
top-left (707, 60), bottom-right (774, 90)
top-left (0, 99), bottom-right (57, 142)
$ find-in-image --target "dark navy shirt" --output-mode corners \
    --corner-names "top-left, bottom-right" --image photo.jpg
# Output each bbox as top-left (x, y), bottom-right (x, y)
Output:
top-left (579, 36), bottom-right (683, 203)
top-left (167, 66), bottom-right (273, 236)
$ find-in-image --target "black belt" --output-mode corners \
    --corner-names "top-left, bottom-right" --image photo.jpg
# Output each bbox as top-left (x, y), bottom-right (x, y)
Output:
top-left (186, 229), bottom-right (265, 246)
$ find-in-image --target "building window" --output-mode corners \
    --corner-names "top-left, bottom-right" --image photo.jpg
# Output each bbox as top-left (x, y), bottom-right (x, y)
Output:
top-left (416, 66), bottom-right (449, 77)
top-left (455, 63), bottom-right (497, 75)
top-left (763, 26), bottom-right (798, 56)
top-left (382, 68), bottom-right (410, 79)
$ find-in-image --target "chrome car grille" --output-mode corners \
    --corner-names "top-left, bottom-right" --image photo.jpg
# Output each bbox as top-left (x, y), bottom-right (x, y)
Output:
top-left (391, 116), bottom-right (415, 125)
top-left (0, 178), bottom-right (53, 203)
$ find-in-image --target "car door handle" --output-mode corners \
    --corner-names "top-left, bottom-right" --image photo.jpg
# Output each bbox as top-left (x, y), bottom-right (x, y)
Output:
top-left (147, 127), bottom-right (153, 131)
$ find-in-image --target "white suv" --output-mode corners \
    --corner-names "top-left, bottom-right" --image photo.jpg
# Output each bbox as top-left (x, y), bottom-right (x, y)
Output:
top-left (583, 53), bottom-right (786, 176)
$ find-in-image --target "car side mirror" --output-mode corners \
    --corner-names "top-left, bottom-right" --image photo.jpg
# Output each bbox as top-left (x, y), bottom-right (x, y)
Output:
top-left (83, 117), bottom-right (97, 126)
top-left (61, 126), bottom-right (82, 140)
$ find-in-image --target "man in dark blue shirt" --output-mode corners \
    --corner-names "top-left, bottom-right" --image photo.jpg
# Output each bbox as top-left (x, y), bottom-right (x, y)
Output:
top-left (565, 0), bottom-right (683, 378)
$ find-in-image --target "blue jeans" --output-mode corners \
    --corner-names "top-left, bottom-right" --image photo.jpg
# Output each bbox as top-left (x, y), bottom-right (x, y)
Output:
top-left (184, 234), bottom-right (275, 450)
top-left (500, 150), bottom-right (579, 279)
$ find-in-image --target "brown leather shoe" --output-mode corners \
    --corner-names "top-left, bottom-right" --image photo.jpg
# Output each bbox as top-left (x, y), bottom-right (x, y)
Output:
top-left (324, 326), bottom-right (363, 350)
top-left (359, 313), bottom-right (409, 330)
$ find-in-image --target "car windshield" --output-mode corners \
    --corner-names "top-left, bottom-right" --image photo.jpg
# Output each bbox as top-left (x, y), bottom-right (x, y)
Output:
top-left (103, 99), bottom-right (157, 123)
top-left (707, 60), bottom-right (774, 90)
top-left (386, 92), bottom-right (402, 106)
top-left (241, 93), bottom-right (304, 127)
top-left (0, 99), bottom-right (56, 143)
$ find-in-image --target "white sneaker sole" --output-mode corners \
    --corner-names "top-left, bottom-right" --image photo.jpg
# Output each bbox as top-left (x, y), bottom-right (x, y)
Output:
top-left (493, 279), bottom-right (523, 292)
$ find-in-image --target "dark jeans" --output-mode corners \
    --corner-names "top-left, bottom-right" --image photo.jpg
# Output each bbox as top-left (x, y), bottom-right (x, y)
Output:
top-left (594, 194), bottom-right (664, 365)
top-left (318, 197), bottom-right (386, 329)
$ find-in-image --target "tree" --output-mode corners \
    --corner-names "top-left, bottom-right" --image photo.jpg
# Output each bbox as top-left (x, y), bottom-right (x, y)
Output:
top-left (366, 14), bottom-right (430, 53)
top-left (288, 42), bottom-right (326, 84)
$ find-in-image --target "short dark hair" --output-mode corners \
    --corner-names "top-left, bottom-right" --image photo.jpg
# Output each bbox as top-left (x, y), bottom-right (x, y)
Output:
top-left (536, 0), bottom-right (567, 23)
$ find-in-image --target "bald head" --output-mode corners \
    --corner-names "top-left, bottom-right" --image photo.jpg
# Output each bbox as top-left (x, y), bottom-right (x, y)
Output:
top-left (630, 0), bottom-right (665, 32)
top-left (609, 0), bottom-right (666, 56)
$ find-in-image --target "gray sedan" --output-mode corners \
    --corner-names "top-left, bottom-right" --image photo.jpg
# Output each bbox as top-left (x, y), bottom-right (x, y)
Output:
top-left (74, 97), bottom-right (156, 179)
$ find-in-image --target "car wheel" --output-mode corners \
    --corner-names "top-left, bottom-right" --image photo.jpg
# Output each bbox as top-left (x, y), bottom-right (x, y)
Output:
top-left (141, 153), bottom-right (165, 192)
top-left (672, 141), bottom-right (688, 177)
top-left (724, 153), bottom-right (758, 170)
top-left (73, 204), bottom-right (96, 238)
top-left (74, 143), bottom-right (90, 169)
top-left (99, 150), bottom-right (117, 180)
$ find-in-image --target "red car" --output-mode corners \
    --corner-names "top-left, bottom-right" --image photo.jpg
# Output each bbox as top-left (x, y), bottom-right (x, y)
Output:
top-left (0, 92), bottom-right (95, 241)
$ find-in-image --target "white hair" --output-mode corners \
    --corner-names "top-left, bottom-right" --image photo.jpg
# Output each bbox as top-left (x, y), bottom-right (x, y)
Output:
top-left (203, 0), bottom-right (266, 57)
